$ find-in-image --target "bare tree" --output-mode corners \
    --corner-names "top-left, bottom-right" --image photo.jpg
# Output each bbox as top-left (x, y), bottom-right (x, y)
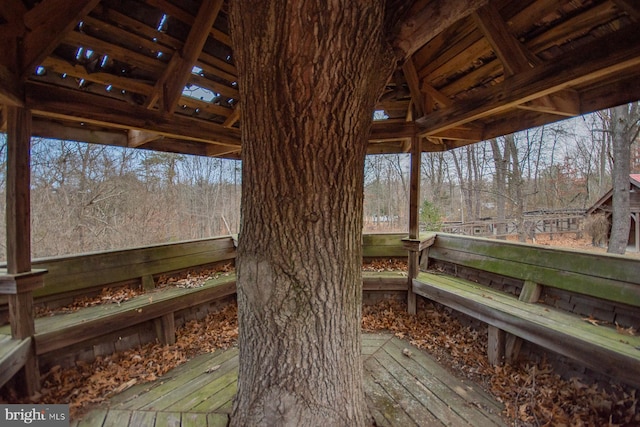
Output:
top-left (606, 103), bottom-right (640, 254)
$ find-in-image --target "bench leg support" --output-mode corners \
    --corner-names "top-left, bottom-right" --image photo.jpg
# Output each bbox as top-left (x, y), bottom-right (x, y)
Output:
top-left (407, 251), bottom-right (419, 315)
top-left (155, 313), bottom-right (176, 345)
top-left (8, 293), bottom-right (40, 395)
top-left (141, 274), bottom-right (155, 291)
top-left (487, 325), bottom-right (505, 366)
top-left (505, 334), bottom-right (523, 363)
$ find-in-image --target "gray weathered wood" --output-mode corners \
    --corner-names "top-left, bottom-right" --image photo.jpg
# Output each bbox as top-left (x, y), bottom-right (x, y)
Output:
top-left (413, 272), bottom-right (640, 387)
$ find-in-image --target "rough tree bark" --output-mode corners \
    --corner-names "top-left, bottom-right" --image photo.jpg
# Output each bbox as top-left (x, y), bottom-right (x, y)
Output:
top-left (229, 1), bottom-right (393, 425)
top-left (608, 103), bottom-right (640, 254)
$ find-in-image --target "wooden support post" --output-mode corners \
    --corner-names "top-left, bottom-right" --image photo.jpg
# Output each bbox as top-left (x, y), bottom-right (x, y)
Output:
top-left (154, 313), bottom-right (176, 345)
top-left (407, 135), bottom-right (421, 315)
top-left (505, 280), bottom-right (543, 363)
top-left (487, 325), bottom-right (505, 366)
top-left (5, 106), bottom-right (40, 395)
top-left (141, 274), bottom-right (155, 291)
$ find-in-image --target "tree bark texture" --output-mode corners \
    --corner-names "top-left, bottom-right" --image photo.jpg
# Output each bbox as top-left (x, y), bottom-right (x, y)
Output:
top-left (229, 1), bottom-right (392, 425)
top-left (607, 103), bottom-right (638, 254)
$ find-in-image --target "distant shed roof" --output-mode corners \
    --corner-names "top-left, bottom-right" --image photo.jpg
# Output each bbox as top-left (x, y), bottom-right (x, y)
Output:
top-left (587, 175), bottom-right (640, 215)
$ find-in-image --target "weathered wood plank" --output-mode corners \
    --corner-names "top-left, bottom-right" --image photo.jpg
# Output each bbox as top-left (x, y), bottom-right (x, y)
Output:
top-left (138, 350), bottom-right (238, 411)
top-left (76, 408), bottom-right (108, 427)
top-left (428, 242), bottom-right (640, 307)
top-left (33, 278), bottom-right (236, 354)
top-left (418, 272), bottom-right (640, 345)
top-left (362, 272), bottom-right (407, 291)
top-left (432, 233), bottom-right (640, 288)
top-left (29, 237), bottom-right (235, 297)
top-left (154, 412), bottom-right (181, 427)
top-left (362, 363), bottom-right (419, 427)
top-left (190, 380), bottom-right (237, 412)
top-left (166, 367), bottom-right (237, 411)
top-left (207, 413), bottom-right (229, 427)
top-left (0, 336), bottom-right (31, 388)
top-left (101, 409), bottom-right (132, 427)
top-left (487, 325), bottom-right (505, 366)
top-left (413, 273), bottom-right (640, 387)
top-left (128, 410), bottom-right (156, 427)
top-left (374, 345), bottom-right (491, 426)
top-left (180, 412), bottom-right (208, 427)
top-left (114, 349), bottom-right (237, 410)
top-left (364, 357), bottom-right (428, 426)
top-left (362, 233), bottom-right (408, 258)
top-left (385, 338), bottom-right (505, 424)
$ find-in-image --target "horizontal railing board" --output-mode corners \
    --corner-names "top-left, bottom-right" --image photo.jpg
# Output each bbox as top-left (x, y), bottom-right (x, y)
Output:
top-left (0, 234), bottom-right (408, 308)
top-left (362, 233), bottom-right (408, 258)
top-left (24, 237), bottom-right (236, 298)
top-left (432, 233), bottom-right (640, 284)
top-left (428, 234), bottom-right (640, 307)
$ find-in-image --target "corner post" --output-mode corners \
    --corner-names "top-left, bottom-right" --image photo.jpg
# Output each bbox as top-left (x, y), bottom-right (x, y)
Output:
top-left (5, 106), bottom-right (41, 395)
top-left (407, 134), bottom-right (421, 314)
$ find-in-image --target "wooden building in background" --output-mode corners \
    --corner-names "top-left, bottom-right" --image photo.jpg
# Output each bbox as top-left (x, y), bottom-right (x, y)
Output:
top-left (587, 174), bottom-right (640, 252)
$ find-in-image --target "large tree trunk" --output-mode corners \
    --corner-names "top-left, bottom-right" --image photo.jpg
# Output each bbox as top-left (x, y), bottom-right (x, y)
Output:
top-left (229, 1), bottom-right (392, 425)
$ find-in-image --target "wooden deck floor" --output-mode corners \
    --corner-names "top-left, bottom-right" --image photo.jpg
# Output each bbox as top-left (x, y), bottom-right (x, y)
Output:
top-left (72, 333), bottom-right (506, 427)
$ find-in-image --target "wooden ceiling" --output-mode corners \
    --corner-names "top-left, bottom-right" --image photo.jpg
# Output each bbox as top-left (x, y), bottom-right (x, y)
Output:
top-left (1, 0), bottom-right (639, 158)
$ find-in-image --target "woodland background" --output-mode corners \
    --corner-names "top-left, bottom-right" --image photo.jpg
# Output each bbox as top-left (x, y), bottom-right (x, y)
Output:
top-left (1, 108), bottom-right (639, 261)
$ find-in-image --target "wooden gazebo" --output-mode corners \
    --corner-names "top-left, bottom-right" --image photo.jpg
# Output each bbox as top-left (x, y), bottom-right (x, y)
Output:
top-left (2, 0), bottom-right (640, 398)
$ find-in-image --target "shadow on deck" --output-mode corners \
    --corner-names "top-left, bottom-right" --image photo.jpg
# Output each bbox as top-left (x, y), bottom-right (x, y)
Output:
top-left (72, 333), bottom-right (506, 427)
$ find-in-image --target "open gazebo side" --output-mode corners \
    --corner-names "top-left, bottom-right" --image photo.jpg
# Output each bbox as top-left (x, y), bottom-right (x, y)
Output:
top-left (1, 0), bottom-right (640, 411)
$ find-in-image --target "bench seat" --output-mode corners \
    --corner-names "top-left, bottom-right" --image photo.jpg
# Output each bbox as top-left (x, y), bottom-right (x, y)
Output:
top-left (0, 335), bottom-right (32, 389)
top-left (413, 271), bottom-right (640, 388)
top-left (0, 274), bottom-right (237, 356)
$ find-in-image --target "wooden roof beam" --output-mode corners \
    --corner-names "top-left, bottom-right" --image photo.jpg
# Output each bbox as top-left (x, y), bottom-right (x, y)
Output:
top-left (369, 120), bottom-right (416, 141)
top-left (473, 3), bottom-right (578, 117)
top-left (393, 0), bottom-right (488, 61)
top-left (21, 0), bottom-right (100, 78)
top-left (128, 129), bottom-right (162, 148)
top-left (147, 0), bottom-right (223, 112)
top-left (0, 65), bottom-right (23, 106)
top-left (612, 0), bottom-right (640, 22)
top-left (223, 105), bottom-right (241, 128)
top-left (402, 59), bottom-right (424, 117)
top-left (31, 119), bottom-right (128, 146)
top-left (25, 82), bottom-right (241, 147)
top-left (417, 26), bottom-right (640, 137)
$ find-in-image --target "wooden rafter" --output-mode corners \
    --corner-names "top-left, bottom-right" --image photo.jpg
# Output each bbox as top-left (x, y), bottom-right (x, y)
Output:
top-left (31, 119), bottom-right (128, 146)
top-left (473, 3), bottom-right (578, 117)
top-left (402, 59), bottom-right (424, 117)
top-left (394, 0), bottom-right (488, 60)
top-left (613, 0), bottom-right (640, 21)
top-left (0, 64), bottom-right (22, 106)
top-left (21, 0), bottom-right (100, 78)
top-left (421, 82), bottom-right (452, 108)
top-left (223, 105), bottom-right (241, 128)
top-left (370, 120), bottom-right (416, 141)
top-left (128, 129), bottom-right (162, 147)
top-left (417, 27), bottom-right (640, 137)
top-left (25, 83), bottom-right (241, 147)
top-left (146, 0), bottom-right (223, 112)
top-left (41, 57), bottom-right (154, 96)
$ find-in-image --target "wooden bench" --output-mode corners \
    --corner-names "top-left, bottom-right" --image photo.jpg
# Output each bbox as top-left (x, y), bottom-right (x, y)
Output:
top-left (412, 233), bottom-right (640, 388)
top-left (0, 274), bottom-right (237, 358)
top-left (0, 335), bottom-right (32, 389)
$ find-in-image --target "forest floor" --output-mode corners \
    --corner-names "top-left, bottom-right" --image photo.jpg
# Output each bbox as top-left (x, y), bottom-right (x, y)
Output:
top-left (1, 243), bottom-right (638, 425)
